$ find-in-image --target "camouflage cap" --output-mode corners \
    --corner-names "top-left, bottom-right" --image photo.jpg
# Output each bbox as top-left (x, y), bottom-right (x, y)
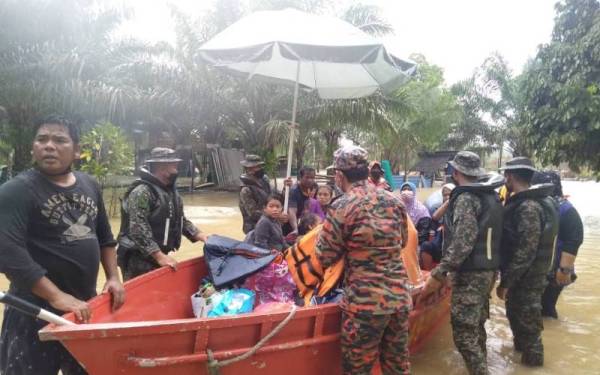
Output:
top-left (500, 156), bottom-right (537, 172)
top-left (448, 151), bottom-right (486, 177)
top-left (145, 147), bottom-right (182, 163)
top-left (240, 154), bottom-right (265, 168)
top-left (333, 145), bottom-right (369, 171)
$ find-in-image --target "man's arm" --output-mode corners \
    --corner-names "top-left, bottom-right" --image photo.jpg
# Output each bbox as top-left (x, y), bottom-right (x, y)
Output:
top-left (100, 246), bottom-right (125, 311)
top-left (240, 187), bottom-right (263, 226)
top-left (0, 180), bottom-right (47, 291)
top-left (431, 194), bottom-right (480, 281)
top-left (559, 206), bottom-right (584, 257)
top-left (182, 217), bottom-right (207, 242)
top-left (432, 200), bottom-right (449, 222)
top-left (31, 277), bottom-right (91, 322)
top-left (288, 207), bottom-right (299, 232)
top-left (93, 180), bottom-right (125, 311)
top-left (499, 202), bottom-right (542, 289)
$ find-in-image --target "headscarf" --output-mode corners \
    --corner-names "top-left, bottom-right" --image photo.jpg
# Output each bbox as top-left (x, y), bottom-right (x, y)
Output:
top-left (442, 183), bottom-right (456, 193)
top-left (399, 182), bottom-right (430, 224)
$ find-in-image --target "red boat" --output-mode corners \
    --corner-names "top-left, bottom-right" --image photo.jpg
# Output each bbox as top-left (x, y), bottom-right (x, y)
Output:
top-left (39, 253), bottom-right (450, 375)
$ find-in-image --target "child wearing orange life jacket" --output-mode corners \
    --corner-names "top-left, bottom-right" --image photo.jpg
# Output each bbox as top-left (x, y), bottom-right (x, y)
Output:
top-left (296, 213), bottom-right (322, 242)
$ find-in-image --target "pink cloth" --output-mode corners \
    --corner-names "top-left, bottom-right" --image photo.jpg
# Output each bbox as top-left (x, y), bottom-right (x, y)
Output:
top-left (400, 190), bottom-right (431, 224)
top-left (243, 260), bottom-right (296, 305)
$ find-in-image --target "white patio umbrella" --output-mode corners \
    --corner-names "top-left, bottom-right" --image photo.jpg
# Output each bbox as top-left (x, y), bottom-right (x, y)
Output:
top-left (198, 8), bottom-right (415, 210)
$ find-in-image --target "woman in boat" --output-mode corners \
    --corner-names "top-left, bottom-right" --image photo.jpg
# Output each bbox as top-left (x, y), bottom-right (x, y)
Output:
top-left (399, 182), bottom-right (432, 244)
top-left (420, 183), bottom-right (455, 270)
top-left (316, 184), bottom-right (334, 214)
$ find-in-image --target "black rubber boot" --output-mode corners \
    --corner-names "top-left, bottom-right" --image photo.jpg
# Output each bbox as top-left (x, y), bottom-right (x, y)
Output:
top-left (513, 338), bottom-right (523, 352)
top-left (522, 351), bottom-right (543, 366)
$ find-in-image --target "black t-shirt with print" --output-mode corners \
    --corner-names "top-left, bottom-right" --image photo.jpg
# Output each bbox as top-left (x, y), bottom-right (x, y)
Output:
top-left (0, 169), bottom-right (116, 304)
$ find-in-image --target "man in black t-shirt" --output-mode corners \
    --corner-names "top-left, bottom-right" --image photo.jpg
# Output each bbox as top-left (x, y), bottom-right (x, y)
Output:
top-left (0, 115), bottom-right (125, 375)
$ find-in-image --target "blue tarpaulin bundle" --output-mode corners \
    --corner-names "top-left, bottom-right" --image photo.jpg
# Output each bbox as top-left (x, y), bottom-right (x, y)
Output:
top-left (203, 235), bottom-right (275, 287)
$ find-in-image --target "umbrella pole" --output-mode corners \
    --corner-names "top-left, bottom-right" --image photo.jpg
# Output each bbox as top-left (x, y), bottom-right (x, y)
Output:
top-left (284, 60), bottom-right (301, 213)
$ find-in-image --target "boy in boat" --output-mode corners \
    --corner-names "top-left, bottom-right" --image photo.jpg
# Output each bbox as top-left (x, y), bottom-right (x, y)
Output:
top-left (496, 157), bottom-right (559, 366)
top-left (421, 151), bottom-right (503, 375)
top-left (248, 193), bottom-right (290, 252)
top-left (117, 148), bottom-right (208, 280)
top-left (0, 115), bottom-right (125, 375)
top-left (317, 145), bottom-right (411, 375)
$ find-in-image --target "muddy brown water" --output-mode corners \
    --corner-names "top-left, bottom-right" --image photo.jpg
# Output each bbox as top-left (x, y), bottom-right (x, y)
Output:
top-left (1, 182), bottom-right (598, 374)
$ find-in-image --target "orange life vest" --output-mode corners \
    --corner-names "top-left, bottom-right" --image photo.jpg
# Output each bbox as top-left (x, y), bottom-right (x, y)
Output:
top-left (402, 217), bottom-right (423, 286)
top-left (284, 225), bottom-right (344, 305)
top-left (285, 217), bottom-right (422, 305)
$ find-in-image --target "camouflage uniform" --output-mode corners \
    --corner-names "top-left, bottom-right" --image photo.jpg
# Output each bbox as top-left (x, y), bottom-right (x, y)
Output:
top-left (317, 145), bottom-right (411, 375)
top-left (431, 151), bottom-right (497, 375)
top-left (500, 197), bottom-right (546, 364)
top-left (118, 183), bottom-right (199, 280)
top-left (431, 193), bottom-right (494, 375)
top-left (239, 155), bottom-right (274, 234)
top-left (239, 175), bottom-right (273, 234)
top-left (118, 148), bottom-right (201, 281)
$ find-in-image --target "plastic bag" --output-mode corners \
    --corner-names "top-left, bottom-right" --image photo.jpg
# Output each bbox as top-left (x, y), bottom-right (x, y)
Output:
top-left (191, 283), bottom-right (217, 318)
top-left (243, 259), bottom-right (296, 305)
top-left (207, 288), bottom-right (255, 317)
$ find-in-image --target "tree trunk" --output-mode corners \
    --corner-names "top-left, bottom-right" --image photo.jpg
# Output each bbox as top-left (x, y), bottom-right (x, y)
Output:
top-left (295, 146), bottom-right (304, 173)
top-left (323, 129), bottom-right (340, 165)
top-left (403, 147), bottom-right (410, 182)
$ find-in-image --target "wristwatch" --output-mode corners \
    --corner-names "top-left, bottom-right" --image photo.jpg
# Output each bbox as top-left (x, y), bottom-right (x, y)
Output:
top-left (559, 267), bottom-right (574, 274)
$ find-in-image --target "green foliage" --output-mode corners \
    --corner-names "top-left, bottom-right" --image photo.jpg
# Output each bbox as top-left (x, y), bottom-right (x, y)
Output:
top-left (79, 122), bottom-right (134, 185)
top-left (373, 55), bottom-right (459, 172)
top-left (521, 0), bottom-right (600, 175)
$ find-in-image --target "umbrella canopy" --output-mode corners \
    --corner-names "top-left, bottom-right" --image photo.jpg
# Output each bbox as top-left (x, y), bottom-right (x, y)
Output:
top-left (198, 8), bottom-right (415, 99)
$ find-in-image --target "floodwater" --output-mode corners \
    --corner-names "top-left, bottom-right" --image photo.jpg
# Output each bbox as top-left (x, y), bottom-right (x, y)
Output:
top-left (0, 182), bottom-right (598, 374)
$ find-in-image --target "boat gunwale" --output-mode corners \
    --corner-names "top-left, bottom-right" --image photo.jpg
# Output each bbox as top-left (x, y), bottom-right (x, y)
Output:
top-left (39, 256), bottom-right (450, 346)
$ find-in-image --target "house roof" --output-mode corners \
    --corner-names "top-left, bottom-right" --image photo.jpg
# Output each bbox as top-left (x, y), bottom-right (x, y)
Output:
top-left (412, 151), bottom-right (458, 173)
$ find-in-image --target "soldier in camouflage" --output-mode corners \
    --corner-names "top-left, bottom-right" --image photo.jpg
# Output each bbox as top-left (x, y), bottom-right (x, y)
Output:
top-left (496, 157), bottom-right (559, 367)
top-left (117, 148), bottom-right (208, 280)
top-left (316, 145), bottom-right (411, 375)
top-left (239, 154), bottom-right (291, 234)
top-left (421, 151), bottom-right (504, 375)
top-left (239, 155), bottom-right (273, 234)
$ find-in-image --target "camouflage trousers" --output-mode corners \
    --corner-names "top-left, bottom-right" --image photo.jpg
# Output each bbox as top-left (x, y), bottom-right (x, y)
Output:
top-left (450, 270), bottom-right (495, 375)
top-left (341, 310), bottom-right (410, 375)
top-left (120, 250), bottom-right (161, 281)
top-left (506, 281), bottom-right (546, 364)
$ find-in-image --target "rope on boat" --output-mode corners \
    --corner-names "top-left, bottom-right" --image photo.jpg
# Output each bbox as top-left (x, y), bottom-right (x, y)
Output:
top-left (206, 304), bottom-right (298, 375)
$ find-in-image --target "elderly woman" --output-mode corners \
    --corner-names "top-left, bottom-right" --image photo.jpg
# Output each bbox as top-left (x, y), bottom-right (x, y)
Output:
top-left (420, 183), bottom-right (455, 270)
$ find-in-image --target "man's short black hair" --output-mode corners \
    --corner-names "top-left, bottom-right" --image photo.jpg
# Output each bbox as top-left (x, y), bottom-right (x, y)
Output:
top-left (34, 115), bottom-right (80, 144)
top-left (507, 169), bottom-right (534, 184)
top-left (299, 166), bottom-right (316, 178)
top-left (340, 166), bottom-right (369, 183)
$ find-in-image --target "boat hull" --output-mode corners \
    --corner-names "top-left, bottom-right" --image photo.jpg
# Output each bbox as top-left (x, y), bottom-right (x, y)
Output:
top-left (39, 257), bottom-right (450, 374)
